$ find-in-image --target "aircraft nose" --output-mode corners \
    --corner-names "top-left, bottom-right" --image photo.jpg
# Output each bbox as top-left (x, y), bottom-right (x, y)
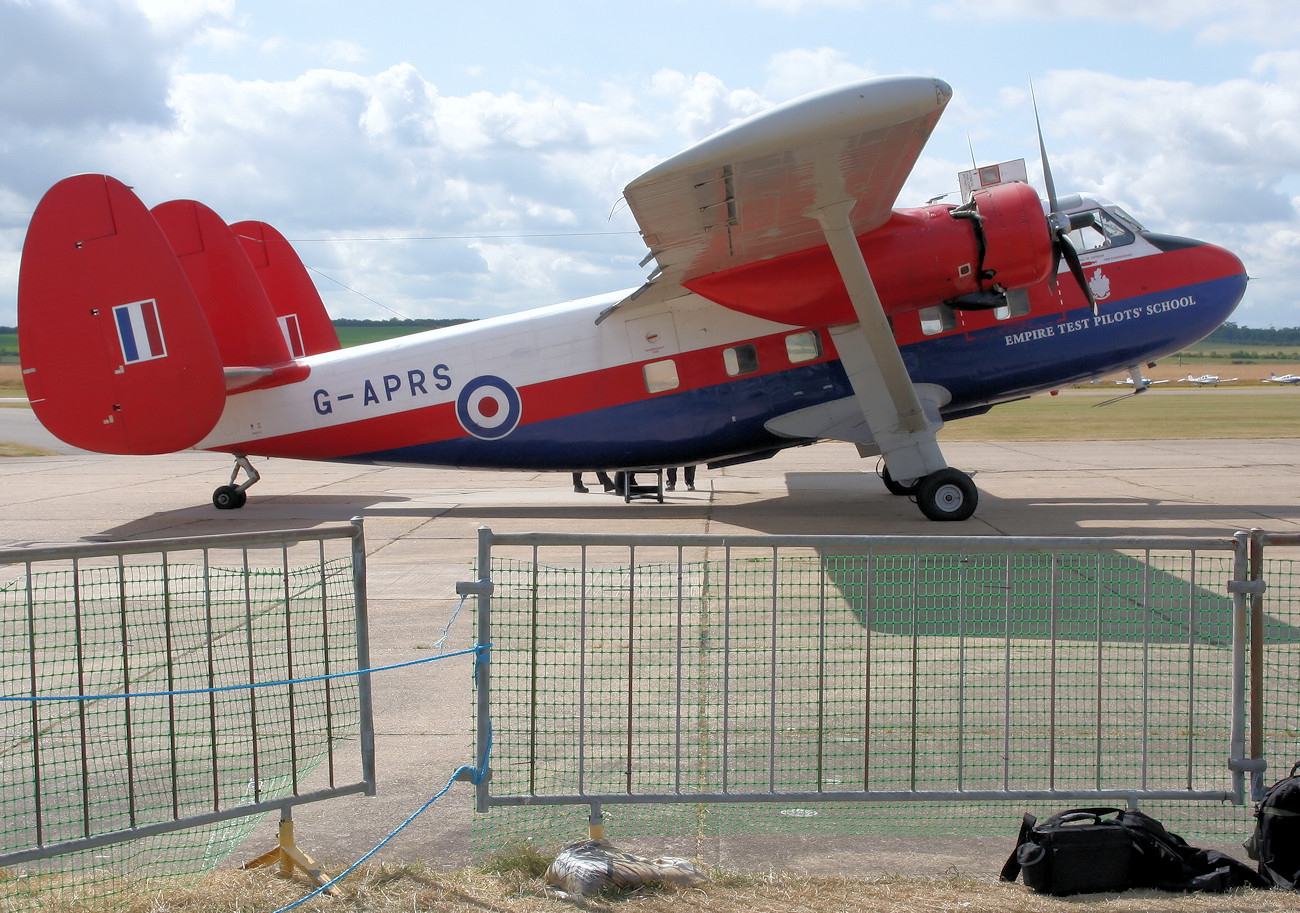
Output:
top-left (1191, 238), bottom-right (1249, 324)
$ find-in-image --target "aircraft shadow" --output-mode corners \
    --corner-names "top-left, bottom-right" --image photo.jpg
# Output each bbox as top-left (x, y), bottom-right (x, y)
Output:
top-left (817, 552), bottom-right (1288, 645)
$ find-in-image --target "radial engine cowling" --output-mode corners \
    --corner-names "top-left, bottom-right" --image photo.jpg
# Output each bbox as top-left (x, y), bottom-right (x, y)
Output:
top-left (961, 180), bottom-right (1055, 294)
top-left (681, 178), bottom-right (1057, 327)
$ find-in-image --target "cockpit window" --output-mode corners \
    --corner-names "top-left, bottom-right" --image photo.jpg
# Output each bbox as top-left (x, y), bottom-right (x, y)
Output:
top-left (1067, 208), bottom-right (1136, 254)
top-left (1106, 205), bottom-right (1146, 234)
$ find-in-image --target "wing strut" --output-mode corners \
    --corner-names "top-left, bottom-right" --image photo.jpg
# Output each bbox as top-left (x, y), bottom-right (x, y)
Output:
top-left (806, 199), bottom-right (976, 520)
top-left (808, 200), bottom-right (948, 485)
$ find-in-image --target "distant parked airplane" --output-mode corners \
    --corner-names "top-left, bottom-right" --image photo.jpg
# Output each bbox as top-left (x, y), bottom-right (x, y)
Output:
top-left (1262, 372), bottom-right (1300, 385)
top-left (1179, 374), bottom-right (1238, 386)
top-left (1115, 373), bottom-right (1168, 387)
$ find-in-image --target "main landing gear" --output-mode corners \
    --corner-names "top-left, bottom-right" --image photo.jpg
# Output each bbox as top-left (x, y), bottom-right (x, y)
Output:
top-left (213, 455), bottom-right (259, 510)
top-left (880, 464), bottom-right (978, 522)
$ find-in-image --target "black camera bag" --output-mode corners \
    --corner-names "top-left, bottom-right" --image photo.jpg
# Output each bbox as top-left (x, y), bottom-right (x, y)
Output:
top-left (1001, 806), bottom-right (1268, 896)
top-left (1246, 760), bottom-right (1300, 889)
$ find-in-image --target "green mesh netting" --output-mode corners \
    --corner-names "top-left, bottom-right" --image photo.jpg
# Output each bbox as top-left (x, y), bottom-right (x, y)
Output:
top-left (473, 550), bottom-right (1299, 855)
top-left (0, 555), bottom-right (363, 911)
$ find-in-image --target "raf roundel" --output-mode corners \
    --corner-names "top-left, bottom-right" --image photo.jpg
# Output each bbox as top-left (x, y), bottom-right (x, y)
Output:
top-left (456, 375), bottom-right (522, 440)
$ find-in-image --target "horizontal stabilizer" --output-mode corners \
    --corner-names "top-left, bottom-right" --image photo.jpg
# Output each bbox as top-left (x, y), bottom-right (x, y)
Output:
top-left (18, 175), bottom-right (225, 454)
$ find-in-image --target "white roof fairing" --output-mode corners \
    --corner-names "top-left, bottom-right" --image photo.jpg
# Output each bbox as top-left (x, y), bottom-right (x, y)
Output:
top-left (622, 76), bottom-right (953, 296)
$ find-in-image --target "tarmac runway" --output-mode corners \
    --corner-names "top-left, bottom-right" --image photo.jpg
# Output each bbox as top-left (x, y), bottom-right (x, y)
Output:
top-left (2, 407), bottom-right (1297, 878)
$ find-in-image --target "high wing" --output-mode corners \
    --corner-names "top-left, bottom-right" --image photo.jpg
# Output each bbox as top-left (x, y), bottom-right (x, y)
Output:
top-left (619, 75), bottom-right (962, 508)
top-left (621, 76), bottom-right (952, 300)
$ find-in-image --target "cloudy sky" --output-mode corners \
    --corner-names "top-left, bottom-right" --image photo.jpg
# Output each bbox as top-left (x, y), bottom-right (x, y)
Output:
top-left (2, 0), bottom-right (1298, 329)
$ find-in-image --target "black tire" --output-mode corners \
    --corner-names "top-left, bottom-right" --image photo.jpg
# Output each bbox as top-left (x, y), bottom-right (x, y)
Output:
top-left (213, 485), bottom-right (243, 510)
top-left (916, 469), bottom-right (977, 521)
top-left (881, 465), bottom-right (920, 496)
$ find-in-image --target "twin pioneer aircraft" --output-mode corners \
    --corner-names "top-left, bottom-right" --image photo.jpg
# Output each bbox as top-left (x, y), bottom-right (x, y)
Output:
top-left (17, 75), bottom-right (1247, 520)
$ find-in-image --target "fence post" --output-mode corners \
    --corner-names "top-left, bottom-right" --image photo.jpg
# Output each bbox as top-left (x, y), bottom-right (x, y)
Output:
top-left (456, 525), bottom-right (496, 813)
top-left (1228, 531), bottom-right (1250, 804)
top-left (351, 517), bottom-right (377, 796)
top-left (1249, 528), bottom-right (1269, 800)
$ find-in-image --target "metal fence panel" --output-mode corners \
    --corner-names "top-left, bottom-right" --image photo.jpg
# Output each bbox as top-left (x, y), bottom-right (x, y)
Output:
top-left (469, 531), bottom-right (1252, 835)
top-left (0, 521), bottom-right (374, 877)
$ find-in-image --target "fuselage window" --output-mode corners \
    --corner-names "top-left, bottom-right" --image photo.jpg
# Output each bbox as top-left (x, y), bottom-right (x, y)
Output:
top-left (919, 304), bottom-right (957, 336)
top-left (785, 330), bottom-right (822, 364)
top-left (993, 288), bottom-right (1032, 321)
top-left (644, 358), bottom-right (680, 393)
top-left (723, 343), bottom-right (759, 376)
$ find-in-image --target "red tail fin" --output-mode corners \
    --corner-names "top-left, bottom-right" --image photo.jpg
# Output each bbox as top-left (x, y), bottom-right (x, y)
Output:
top-left (151, 200), bottom-right (293, 368)
top-left (231, 220), bottom-right (340, 357)
top-left (18, 175), bottom-right (225, 454)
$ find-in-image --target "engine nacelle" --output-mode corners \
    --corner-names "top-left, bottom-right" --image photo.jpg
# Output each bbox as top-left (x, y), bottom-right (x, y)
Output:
top-left (683, 180), bottom-right (1055, 327)
top-left (963, 181), bottom-right (1055, 294)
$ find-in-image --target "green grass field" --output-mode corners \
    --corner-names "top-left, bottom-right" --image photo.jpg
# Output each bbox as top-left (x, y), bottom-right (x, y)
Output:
top-left (939, 389), bottom-right (1300, 440)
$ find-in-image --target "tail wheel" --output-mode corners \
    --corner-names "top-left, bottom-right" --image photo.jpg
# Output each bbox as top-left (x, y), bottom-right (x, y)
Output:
top-left (916, 469), bottom-right (977, 522)
top-left (212, 485), bottom-right (247, 510)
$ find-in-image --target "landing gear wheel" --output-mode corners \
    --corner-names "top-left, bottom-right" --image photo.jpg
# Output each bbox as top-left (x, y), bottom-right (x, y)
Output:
top-left (881, 465), bottom-right (920, 496)
top-left (916, 468), bottom-right (977, 522)
top-left (212, 485), bottom-right (247, 510)
top-left (213, 455), bottom-right (259, 510)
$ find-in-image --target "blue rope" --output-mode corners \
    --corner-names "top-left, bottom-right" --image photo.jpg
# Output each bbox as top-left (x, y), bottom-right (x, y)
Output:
top-left (10, 578), bottom-right (497, 913)
top-left (267, 590), bottom-right (493, 911)
top-left (270, 712), bottom-right (493, 910)
top-left (0, 646), bottom-right (489, 703)
top-left (3, 590), bottom-right (488, 704)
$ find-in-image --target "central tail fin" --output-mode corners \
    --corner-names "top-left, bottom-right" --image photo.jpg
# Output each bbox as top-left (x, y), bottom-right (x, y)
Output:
top-left (232, 220), bottom-right (340, 357)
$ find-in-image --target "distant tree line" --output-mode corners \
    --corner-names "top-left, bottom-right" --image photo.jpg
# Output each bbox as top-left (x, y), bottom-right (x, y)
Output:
top-left (331, 317), bottom-right (471, 329)
top-left (1, 319), bottom-right (1295, 345)
top-left (0, 318), bottom-right (471, 334)
top-left (1197, 322), bottom-right (1300, 347)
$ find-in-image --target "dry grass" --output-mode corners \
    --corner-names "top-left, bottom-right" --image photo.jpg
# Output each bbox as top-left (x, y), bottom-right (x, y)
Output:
top-left (35, 860), bottom-right (1293, 913)
top-left (0, 363), bottom-right (20, 394)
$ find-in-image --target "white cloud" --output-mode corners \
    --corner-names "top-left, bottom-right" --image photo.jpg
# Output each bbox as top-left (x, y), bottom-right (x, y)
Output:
top-left (133, 0), bottom-right (234, 35)
top-left (16, 59), bottom-right (664, 320)
top-left (0, 0), bottom-right (173, 127)
top-left (649, 69), bottom-right (767, 143)
top-left (317, 39), bottom-right (367, 67)
top-left (762, 48), bottom-right (877, 102)
top-left (1035, 70), bottom-right (1300, 224)
top-left (747, 0), bottom-right (864, 11)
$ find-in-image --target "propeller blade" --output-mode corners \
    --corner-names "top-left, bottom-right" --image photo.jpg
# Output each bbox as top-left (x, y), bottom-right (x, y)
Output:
top-left (1058, 232), bottom-right (1098, 314)
top-left (1032, 82), bottom-right (1059, 212)
top-left (1032, 84), bottom-right (1098, 315)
